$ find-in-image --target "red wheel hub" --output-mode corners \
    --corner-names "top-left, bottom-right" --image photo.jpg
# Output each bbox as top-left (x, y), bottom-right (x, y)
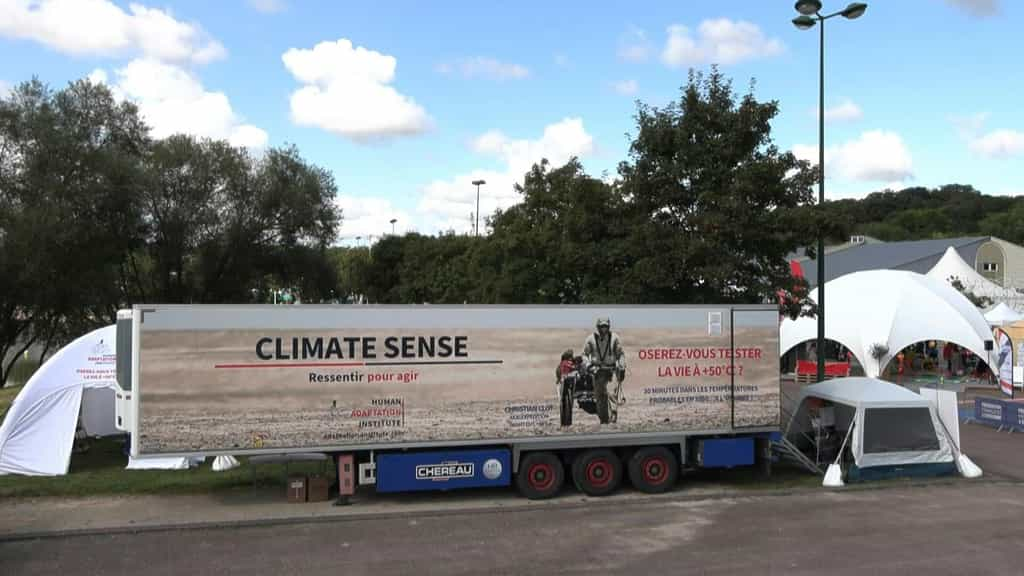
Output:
top-left (528, 463), bottom-right (555, 491)
top-left (642, 457), bottom-right (669, 485)
top-left (585, 459), bottom-right (612, 488)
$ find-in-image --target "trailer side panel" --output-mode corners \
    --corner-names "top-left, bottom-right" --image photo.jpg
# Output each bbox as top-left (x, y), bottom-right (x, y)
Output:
top-left (132, 305), bottom-right (779, 456)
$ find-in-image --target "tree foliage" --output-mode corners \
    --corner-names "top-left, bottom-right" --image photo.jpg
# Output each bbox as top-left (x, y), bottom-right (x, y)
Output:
top-left (825, 184), bottom-right (1018, 244)
top-left (338, 69), bottom-right (821, 318)
top-left (0, 78), bottom-right (341, 386)
top-left (616, 69), bottom-right (819, 314)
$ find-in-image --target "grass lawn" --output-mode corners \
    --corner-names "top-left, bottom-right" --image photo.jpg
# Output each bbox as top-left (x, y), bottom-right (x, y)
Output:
top-left (0, 435), bottom-right (334, 499)
top-left (0, 361), bottom-right (329, 499)
top-left (0, 383), bottom-right (20, 419)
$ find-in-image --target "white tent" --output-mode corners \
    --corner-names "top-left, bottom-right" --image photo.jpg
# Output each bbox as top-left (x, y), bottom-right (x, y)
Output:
top-left (0, 325), bottom-right (120, 475)
top-left (786, 378), bottom-right (956, 480)
top-left (984, 302), bottom-right (1024, 325)
top-left (927, 246), bottom-right (1021, 307)
top-left (780, 270), bottom-right (996, 377)
top-left (0, 325), bottom-right (227, 475)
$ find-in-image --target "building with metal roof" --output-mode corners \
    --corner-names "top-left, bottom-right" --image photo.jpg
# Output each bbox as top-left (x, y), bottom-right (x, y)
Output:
top-left (791, 236), bottom-right (1024, 290)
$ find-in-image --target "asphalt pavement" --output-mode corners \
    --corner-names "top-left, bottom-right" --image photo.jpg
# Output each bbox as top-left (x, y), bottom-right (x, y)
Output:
top-left (1, 415), bottom-right (1020, 575)
top-left (2, 481), bottom-right (1022, 576)
top-left (960, 420), bottom-right (1024, 480)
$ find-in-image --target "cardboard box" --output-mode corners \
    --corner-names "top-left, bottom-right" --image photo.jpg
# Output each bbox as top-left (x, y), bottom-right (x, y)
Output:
top-left (307, 475), bottom-right (330, 502)
top-left (287, 475), bottom-right (307, 503)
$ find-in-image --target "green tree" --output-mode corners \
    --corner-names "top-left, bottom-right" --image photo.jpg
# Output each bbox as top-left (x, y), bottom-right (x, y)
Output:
top-left (483, 158), bottom-right (629, 303)
top-left (979, 200), bottom-right (1024, 245)
top-left (0, 79), bottom-right (148, 385)
top-left (616, 68), bottom-right (818, 316)
top-left (883, 207), bottom-right (952, 239)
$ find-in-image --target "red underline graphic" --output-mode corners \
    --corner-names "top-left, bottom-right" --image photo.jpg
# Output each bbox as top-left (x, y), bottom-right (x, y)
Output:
top-left (214, 362), bottom-right (366, 369)
top-left (213, 360), bottom-right (504, 369)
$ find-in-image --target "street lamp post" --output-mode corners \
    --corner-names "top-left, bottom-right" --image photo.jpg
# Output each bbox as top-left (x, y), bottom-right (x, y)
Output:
top-left (792, 1), bottom-right (867, 383)
top-left (472, 179), bottom-right (486, 236)
top-left (390, 218), bottom-right (397, 236)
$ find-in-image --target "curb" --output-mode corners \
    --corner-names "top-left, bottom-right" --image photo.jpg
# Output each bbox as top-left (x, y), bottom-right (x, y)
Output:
top-left (1, 475), bottom-right (1018, 542)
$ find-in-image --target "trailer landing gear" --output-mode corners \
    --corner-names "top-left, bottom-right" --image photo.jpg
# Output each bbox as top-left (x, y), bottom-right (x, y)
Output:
top-left (516, 452), bottom-right (565, 500)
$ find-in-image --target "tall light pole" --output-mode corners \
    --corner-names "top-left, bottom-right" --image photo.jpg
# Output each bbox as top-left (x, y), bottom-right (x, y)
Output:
top-left (472, 179), bottom-right (486, 236)
top-left (389, 218), bottom-right (397, 236)
top-left (792, 1), bottom-right (867, 383)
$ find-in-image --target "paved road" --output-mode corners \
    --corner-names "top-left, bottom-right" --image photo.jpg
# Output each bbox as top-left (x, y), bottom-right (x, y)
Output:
top-left (961, 421), bottom-right (1024, 480)
top-left (3, 482), bottom-right (1022, 576)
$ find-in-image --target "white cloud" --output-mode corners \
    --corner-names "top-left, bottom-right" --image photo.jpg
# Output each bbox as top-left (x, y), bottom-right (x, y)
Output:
top-left (613, 79), bottom-right (638, 96)
top-left (91, 59), bottom-right (268, 149)
top-left (814, 99), bottom-right (862, 122)
top-left (618, 25), bottom-right (652, 63)
top-left (436, 57), bottom-right (529, 80)
top-left (793, 130), bottom-right (914, 182)
top-left (950, 111), bottom-right (990, 138)
top-left (0, 80), bottom-right (10, 98)
top-left (248, 0), bottom-right (287, 13)
top-left (662, 19), bottom-right (784, 67)
top-left (86, 68), bottom-right (108, 85)
top-left (282, 38), bottom-right (431, 141)
top-left (0, 0), bottom-right (225, 64)
top-left (471, 130), bottom-right (511, 155)
top-left (970, 129), bottom-right (1024, 158)
top-left (948, 112), bottom-right (1024, 158)
top-left (944, 0), bottom-right (999, 16)
top-left (418, 118), bottom-right (595, 234)
top-left (336, 195), bottom-right (414, 241)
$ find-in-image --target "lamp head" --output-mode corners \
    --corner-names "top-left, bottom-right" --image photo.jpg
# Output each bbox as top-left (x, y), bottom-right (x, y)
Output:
top-left (793, 15), bottom-right (817, 30)
top-left (795, 0), bottom-right (822, 15)
top-left (841, 2), bottom-right (867, 19)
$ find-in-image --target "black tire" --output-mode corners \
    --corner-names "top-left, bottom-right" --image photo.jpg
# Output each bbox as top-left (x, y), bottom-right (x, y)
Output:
top-left (572, 449), bottom-right (622, 497)
top-left (560, 384), bottom-right (573, 427)
top-left (628, 446), bottom-right (678, 494)
top-left (516, 452), bottom-right (564, 500)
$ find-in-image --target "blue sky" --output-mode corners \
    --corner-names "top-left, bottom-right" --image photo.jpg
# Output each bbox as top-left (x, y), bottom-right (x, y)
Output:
top-left (1, 0), bottom-right (1022, 241)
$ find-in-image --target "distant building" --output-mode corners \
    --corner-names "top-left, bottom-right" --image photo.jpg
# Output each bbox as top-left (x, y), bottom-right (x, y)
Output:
top-left (791, 235), bottom-right (1024, 292)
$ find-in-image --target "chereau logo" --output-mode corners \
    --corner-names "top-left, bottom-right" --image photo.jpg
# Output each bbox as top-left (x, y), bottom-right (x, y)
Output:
top-left (415, 461), bottom-right (474, 482)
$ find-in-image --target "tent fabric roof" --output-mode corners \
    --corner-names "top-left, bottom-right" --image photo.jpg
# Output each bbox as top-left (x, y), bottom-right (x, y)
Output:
top-left (794, 237), bottom-right (987, 289)
top-left (927, 246), bottom-right (1020, 303)
top-left (796, 377), bottom-right (929, 407)
top-left (780, 270), bottom-right (996, 378)
top-left (984, 302), bottom-right (1024, 324)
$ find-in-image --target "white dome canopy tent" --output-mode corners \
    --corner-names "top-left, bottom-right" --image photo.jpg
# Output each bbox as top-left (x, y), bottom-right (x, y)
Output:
top-left (926, 246), bottom-right (1022, 310)
top-left (780, 270), bottom-right (996, 378)
top-left (0, 325), bottom-right (120, 475)
top-left (0, 325), bottom-right (237, 475)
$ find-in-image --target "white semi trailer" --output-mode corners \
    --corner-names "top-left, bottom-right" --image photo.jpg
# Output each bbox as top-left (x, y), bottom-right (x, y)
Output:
top-left (114, 304), bottom-right (780, 498)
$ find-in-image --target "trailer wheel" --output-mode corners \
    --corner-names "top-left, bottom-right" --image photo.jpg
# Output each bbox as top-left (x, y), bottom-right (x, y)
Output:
top-left (517, 452), bottom-right (564, 500)
top-left (572, 449), bottom-right (621, 497)
top-left (628, 446), bottom-right (678, 494)
top-left (560, 385), bottom-right (573, 427)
